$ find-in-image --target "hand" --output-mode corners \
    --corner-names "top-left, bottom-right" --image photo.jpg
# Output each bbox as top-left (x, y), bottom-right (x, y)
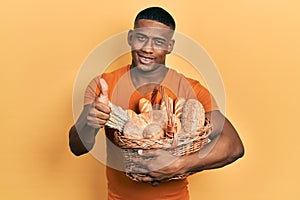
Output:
top-left (130, 149), bottom-right (186, 183)
top-left (87, 78), bottom-right (111, 129)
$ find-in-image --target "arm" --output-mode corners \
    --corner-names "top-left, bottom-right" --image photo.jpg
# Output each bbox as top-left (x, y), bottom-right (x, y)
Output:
top-left (179, 110), bottom-right (244, 172)
top-left (69, 104), bottom-right (98, 156)
top-left (133, 110), bottom-right (244, 182)
top-left (69, 79), bottom-right (111, 156)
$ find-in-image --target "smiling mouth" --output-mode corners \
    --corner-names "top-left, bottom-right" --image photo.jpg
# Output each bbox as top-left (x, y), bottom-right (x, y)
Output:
top-left (138, 54), bottom-right (155, 64)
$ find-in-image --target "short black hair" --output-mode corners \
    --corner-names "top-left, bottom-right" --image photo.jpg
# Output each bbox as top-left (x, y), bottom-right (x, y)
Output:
top-left (134, 7), bottom-right (176, 30)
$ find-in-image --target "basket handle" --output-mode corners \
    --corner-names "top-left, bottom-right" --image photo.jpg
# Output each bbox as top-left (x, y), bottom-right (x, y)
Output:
top-left (151, 86), bottom-right (179, 147)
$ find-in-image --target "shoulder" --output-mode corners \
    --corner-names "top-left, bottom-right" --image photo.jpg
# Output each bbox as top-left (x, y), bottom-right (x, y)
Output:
top-left (84, 65), bottom-right (130, 105)
top-left (87, 65), bottom-right (130, 86)
top-left (102, 65), bottom-right (130, 80)
top-left (101, 65), bottom-right (130, 90)
top-left (166, 67), bottom-right (218, 111)
top-left (167, 68), bottom-right (201, 87)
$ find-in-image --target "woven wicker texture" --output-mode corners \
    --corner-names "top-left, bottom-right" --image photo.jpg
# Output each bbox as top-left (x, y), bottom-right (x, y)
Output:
top-left (109, 86), bottom-right (213, 182)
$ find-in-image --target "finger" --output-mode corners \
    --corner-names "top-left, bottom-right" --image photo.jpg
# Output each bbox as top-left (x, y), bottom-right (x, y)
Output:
top-left (130, 156), bottom-right (154, 166)
top-left (151, 181), bottom-right (160, 187)
top-left (148, 171), bottom-right (164, 179)
top-left (86, 121), bottom-right (102, 129)
top-left (134, 175), bottom-right (161, 185)
top-left (94, 99), bottom-right (111, 114)
top-left (89, 105), bottom-right (110, 119)
top-left (131, 174), bottom-right (153, 183)
top-left (138, 149), bottom-right (161, 158)
top-left (87, 115), bottom-right (107, 126)
top-left (99, 78), bottom-right (108, 97)
top-left (99, 78), bottom-right (108, 105)
top-left (129, 165), bottom-right (149, 174)
top-left (127, 158), bottom-right (155, 174)
top-left (140, 176), bottom-right (153, 183)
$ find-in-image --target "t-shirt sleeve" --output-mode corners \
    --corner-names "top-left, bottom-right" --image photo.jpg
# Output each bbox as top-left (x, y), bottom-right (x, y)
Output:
top-left (84, 75), bottom-right (101, 105)
top-left (189, 80), bottom-right (219, 112)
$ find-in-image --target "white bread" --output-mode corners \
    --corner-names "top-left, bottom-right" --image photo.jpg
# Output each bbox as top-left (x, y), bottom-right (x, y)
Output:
top-left (139, 98), bottom-right (152, 113)
top-left (174, 98), bottom-right (186, 118)
top-left (160, 97), bottom-right (173, 113)
top-left (126, 109), bottom-right (137, 118)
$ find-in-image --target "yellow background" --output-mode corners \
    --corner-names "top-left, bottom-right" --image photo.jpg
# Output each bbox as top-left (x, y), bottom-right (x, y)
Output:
top-left (1, 0), bottom-right (299, 199)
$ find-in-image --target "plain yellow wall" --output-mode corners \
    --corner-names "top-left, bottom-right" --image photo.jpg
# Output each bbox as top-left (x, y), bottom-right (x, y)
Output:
top-left (1, 0), bottom-right (300, 199)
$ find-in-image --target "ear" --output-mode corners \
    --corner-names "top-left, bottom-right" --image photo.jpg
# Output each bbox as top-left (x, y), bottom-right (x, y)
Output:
top-left (167, 39), bottom-right (175, 54)
top-left (127, 30), bottom-right (133, 46)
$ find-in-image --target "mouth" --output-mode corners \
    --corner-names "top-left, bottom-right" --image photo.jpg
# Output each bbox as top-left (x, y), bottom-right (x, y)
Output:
top-left (138, 54), bottom-right (155, 64)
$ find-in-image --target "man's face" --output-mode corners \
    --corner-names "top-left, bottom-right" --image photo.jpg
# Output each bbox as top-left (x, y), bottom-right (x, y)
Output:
top-left (128, 19), bottom-right (175, 72)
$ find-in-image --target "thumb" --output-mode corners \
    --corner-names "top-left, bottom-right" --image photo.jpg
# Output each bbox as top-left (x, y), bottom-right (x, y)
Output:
top-left (99, 78), bottom-right (108, 105)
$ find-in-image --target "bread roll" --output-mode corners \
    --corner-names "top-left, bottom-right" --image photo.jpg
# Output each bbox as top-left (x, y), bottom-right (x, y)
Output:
top-left (174, 98), bottom-right (186, 118)
top-left (139, 98), bottom-right (152, 113)
top-left (181, 99), bottom-right (205, 135)
top-left (123, 115), bottom-right (148, 139)
top-left (143, 123), bottom-right (164, 139)
top-left (150, 110), bottom-right (168, 128)
top-left (160, 97), bottom-right (173, 113)
top-left (126, 109), bottom-right (137, 118)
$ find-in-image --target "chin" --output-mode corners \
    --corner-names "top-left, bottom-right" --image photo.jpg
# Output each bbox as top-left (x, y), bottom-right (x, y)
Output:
top-left (134, 63), bottom-right (157, 72)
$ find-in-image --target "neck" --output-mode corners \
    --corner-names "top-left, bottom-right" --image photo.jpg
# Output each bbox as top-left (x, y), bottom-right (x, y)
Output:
top-left (130, 64), bottom-right (169, 93)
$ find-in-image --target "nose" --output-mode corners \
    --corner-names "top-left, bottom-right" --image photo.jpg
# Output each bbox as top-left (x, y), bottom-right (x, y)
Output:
top-left (141, 39), bottom-right (153, 53)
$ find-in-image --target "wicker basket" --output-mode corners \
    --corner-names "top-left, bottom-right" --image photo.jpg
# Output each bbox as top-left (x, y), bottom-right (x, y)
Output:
top-left (114, 119), bottom-right (212, 181)
top-left (114, 119), bottom-right (212, 153)
top-left (112, 85), bottom-right (213, 182)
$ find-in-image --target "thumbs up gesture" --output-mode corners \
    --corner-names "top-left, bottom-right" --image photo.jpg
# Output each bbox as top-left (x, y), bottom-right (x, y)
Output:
top-left (98, 78), bottom-right (109, 105)
top-left (87, 78), bottom-right (111, 129)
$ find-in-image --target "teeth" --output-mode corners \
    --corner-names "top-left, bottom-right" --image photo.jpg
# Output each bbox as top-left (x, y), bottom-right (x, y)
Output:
top-left (142, 57), bottom-right (152, 60)
top-left (140, 56), bottom-right (153, 64)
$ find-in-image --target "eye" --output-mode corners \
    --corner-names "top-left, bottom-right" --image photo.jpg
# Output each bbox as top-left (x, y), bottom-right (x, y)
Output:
top-left (136, 35), bottom-right (146, 41)
top-left (154, 39), bottom-right (165, 46)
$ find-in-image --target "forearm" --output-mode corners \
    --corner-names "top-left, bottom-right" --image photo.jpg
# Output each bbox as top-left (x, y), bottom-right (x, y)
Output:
top-left (181, 136), bottom-right (242, 173)
top-left (125, 113), bottom-right (244, 183)
top-left (180, 117), bottom-right (244, 173)
top-left (69, 105), bottom-right (99, 156)
top-left (69, 124), bottom-right (98, 156)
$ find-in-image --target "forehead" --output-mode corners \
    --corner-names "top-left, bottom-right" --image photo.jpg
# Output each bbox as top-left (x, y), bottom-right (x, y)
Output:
top-left (134, 19), bottom-right (173, 38)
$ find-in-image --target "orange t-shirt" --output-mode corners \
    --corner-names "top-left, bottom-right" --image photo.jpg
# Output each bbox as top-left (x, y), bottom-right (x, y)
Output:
top-left (84, 65), bottom-right (218, 200)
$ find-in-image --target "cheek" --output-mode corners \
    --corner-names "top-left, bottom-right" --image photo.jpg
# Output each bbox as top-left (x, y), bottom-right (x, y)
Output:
top-left (131, 44), bottom-right (140, 51)
top-left (131, 40), bottom-right (144, 51)
top-left (155, 50), bottom-right (168, 58)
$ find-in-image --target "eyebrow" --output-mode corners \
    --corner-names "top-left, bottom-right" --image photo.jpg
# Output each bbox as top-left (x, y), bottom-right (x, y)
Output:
top-left (135, 32), bottom-right (167, 42)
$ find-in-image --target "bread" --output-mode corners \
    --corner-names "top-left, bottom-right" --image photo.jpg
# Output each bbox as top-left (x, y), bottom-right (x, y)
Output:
top-left (123, 115), bottom-right (148, 139)
top-left (181, 99), bottom-right (205, 135)
top-left (139, 98), bottom-right (152, 113)
top-left (143, 123), bottom-right (164, 139)
top-left (160, 97), bottom-right (173, 112)
top-left (174, 98), bottom-right (186, 118)
top-left (123, 110), bottom-right (168, 140)
top-left (126, 109), bottom-right (137, 118)
top-left (124, 96), bottom-right (206, 140)
top-left (149, 110), bottom-right (168, 128)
